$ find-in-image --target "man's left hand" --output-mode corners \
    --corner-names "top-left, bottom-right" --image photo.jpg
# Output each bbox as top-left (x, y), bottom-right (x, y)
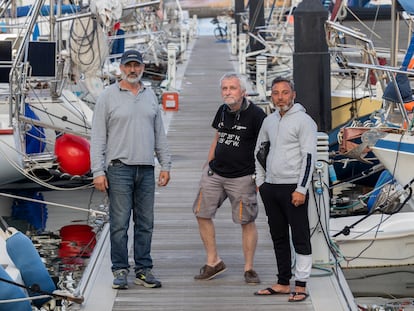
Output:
top-left (158, 171), bottom-right (170, 186)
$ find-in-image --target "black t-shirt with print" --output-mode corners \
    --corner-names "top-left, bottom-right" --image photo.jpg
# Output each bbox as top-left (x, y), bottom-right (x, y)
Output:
top-left (209, 101), bottom-right (266, 178)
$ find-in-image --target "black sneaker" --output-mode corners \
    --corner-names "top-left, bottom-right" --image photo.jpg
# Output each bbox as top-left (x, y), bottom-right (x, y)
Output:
top-left (134, 269), bottom-right (162, 288)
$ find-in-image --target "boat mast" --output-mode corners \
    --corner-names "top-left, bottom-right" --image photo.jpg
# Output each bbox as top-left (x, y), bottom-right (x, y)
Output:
top-left (391, 0), bottom-right (398, 66)
top-left (49, 0), bottom-right (54, 41)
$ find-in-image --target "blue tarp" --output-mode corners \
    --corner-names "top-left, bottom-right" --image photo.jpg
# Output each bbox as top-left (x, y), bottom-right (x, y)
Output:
top-left (24, 104), bottom-right (46, 154)
top-left (382, 73), bottom-right (413, 103)
top-left (398, 0), bottom-right (414, 14)
top-left (15, 5), bottom-right (80, 17)
top-left (356, 0), bottom-right (414, 14)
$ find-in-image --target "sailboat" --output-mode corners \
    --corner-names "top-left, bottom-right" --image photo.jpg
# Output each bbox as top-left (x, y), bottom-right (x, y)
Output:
top-left (0, 0), bottom-right (96, 187)
top-left (0, 0), bottom-right (176, 187)
top-left (328, 0), bottom-right (414, 272)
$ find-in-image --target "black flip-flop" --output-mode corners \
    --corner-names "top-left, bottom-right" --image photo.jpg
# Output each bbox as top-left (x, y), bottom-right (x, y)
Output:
top-left (288, 291), bottom-right (309, 302)
top-left (254, 287), bottom-right (289, 296)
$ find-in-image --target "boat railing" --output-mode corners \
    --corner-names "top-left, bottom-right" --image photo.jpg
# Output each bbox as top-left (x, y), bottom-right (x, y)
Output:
top-left (346, 62), bottom-right (414, 127)
top-left (234, 2), bottom-right (296, 90)
top-left (22, 151), bottom-right (56, 170)
top-left (4, 0), bottom-right (46, 125)
top-left (326, 20), bottom-right (391, 92)
top-left (265, 2), bottom-right (295, 43)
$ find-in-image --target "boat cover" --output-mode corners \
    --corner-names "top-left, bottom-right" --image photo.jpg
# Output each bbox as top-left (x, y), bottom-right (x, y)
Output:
top-left (382, 73), bottom-right (413, 103)
top-left (6, 230), bottom-right (56, 308)
top-left (398, 0), bottom-right (414, 14)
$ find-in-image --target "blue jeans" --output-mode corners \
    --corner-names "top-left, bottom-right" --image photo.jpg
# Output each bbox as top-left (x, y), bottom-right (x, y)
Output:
top-left (107, 162), bottom-right (155, 272)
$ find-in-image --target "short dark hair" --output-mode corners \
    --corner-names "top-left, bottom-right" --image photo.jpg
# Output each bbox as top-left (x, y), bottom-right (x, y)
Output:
top-left (271, 76), bottom-right (295, 91)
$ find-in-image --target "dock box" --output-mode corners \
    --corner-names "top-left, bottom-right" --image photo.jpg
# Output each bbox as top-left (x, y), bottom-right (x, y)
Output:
top-left (162, 92), bottom-right (179, 111)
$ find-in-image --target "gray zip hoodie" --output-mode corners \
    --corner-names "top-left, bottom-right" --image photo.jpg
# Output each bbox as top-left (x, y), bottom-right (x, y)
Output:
top-left (254, 103), bottom-right (317, 195)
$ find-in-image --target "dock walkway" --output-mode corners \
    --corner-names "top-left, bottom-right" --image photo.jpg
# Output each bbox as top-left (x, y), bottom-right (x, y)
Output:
top-left (82, 35), bottom-right (357, 311)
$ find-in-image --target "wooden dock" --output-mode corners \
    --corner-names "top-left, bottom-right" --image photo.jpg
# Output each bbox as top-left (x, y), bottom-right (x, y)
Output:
top-left (79, 35), bottom-right (357, 311)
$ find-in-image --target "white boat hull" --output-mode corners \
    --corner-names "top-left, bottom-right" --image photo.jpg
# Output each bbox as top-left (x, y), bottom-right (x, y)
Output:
top-left (330, 212), bottom-right (414, 268)
top-left (0, 89), bottom-right (93, 186)
top-left (0, 129), bottom-right (23, 185)
top-left (371, 132), bottom-right (414, 187)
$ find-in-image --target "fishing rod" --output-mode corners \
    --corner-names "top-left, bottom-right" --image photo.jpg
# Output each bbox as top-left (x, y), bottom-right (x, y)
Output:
top-left (0, 276), bottom-right (84, 305)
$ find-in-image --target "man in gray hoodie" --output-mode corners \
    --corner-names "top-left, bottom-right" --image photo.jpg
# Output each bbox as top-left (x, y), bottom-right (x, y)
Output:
top-left (253, 77), bottom-right (317, 302)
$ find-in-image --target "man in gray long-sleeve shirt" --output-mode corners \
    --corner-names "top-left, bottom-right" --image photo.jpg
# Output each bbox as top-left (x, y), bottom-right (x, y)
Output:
top-left (90, 49), bottom-right (171, 290)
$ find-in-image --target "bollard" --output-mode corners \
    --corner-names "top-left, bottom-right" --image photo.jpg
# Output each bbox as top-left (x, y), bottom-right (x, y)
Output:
top-left (239, 33), bottom-right (247, 74)
top-left (231, 23), bottom-right (237, 55)
top-left (189, 15), bottom-right (197, 41)
top-left (192, 14), bottom-right (198, 37)
top-left (256, 56), bottom-right (267, 100)
top-left (188, 22), bottom-right (194, 42)
top-left (180, 26), bottom-right (187, 61)
top-left (167, 43), bottom-right (177, 90)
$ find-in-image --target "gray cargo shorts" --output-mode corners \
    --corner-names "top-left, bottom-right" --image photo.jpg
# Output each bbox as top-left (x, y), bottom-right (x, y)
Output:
top-left (192, 166), bottom-right (258, 224)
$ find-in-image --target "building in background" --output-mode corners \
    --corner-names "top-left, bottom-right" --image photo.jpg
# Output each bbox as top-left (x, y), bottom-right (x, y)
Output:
top-left (180, 0), bottom-right (233, 18)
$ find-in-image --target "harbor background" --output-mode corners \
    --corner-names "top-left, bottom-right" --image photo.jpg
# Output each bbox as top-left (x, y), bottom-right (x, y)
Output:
top-left (27, 15), bottom-right (414, 309)
top-left (0, 3), bottom-right (413, 309)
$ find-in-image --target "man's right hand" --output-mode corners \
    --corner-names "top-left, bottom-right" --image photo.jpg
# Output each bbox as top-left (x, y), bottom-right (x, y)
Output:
top-left (93, 175), bottom-right (108, 192)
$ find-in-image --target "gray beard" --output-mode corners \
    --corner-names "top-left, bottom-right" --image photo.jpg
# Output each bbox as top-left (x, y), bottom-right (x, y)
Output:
top-left (122, 71), bottom-right (143, 83)
top-left (276, 101), bottom-right (294, 113)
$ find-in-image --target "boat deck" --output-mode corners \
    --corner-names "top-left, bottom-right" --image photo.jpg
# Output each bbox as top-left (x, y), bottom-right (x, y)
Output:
top-left (78, 35), bottom-right (356, 311)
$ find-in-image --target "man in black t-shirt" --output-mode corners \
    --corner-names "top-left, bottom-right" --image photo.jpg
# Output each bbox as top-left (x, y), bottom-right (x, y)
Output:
top-left (193, 73), bottom-right (266, 284)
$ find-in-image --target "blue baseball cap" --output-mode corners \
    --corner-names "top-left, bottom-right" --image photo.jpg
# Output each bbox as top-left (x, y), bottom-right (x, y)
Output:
top-left (120, 50), bottom-right (143, 65)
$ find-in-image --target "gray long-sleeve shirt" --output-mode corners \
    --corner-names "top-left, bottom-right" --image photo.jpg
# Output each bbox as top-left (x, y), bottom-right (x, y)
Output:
top-left (90, 82), bottom-right (171, 178)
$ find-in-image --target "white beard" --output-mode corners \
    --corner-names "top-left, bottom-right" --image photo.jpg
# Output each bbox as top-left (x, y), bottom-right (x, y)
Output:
top-left (122, 71), bottom-right (143, 83)
top-left (276, 101), bottom-right (294, 113)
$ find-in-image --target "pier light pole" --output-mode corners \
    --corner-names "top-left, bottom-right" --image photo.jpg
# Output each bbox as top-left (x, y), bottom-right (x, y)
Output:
top-left (293, 0), bottom-right (331, 132)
